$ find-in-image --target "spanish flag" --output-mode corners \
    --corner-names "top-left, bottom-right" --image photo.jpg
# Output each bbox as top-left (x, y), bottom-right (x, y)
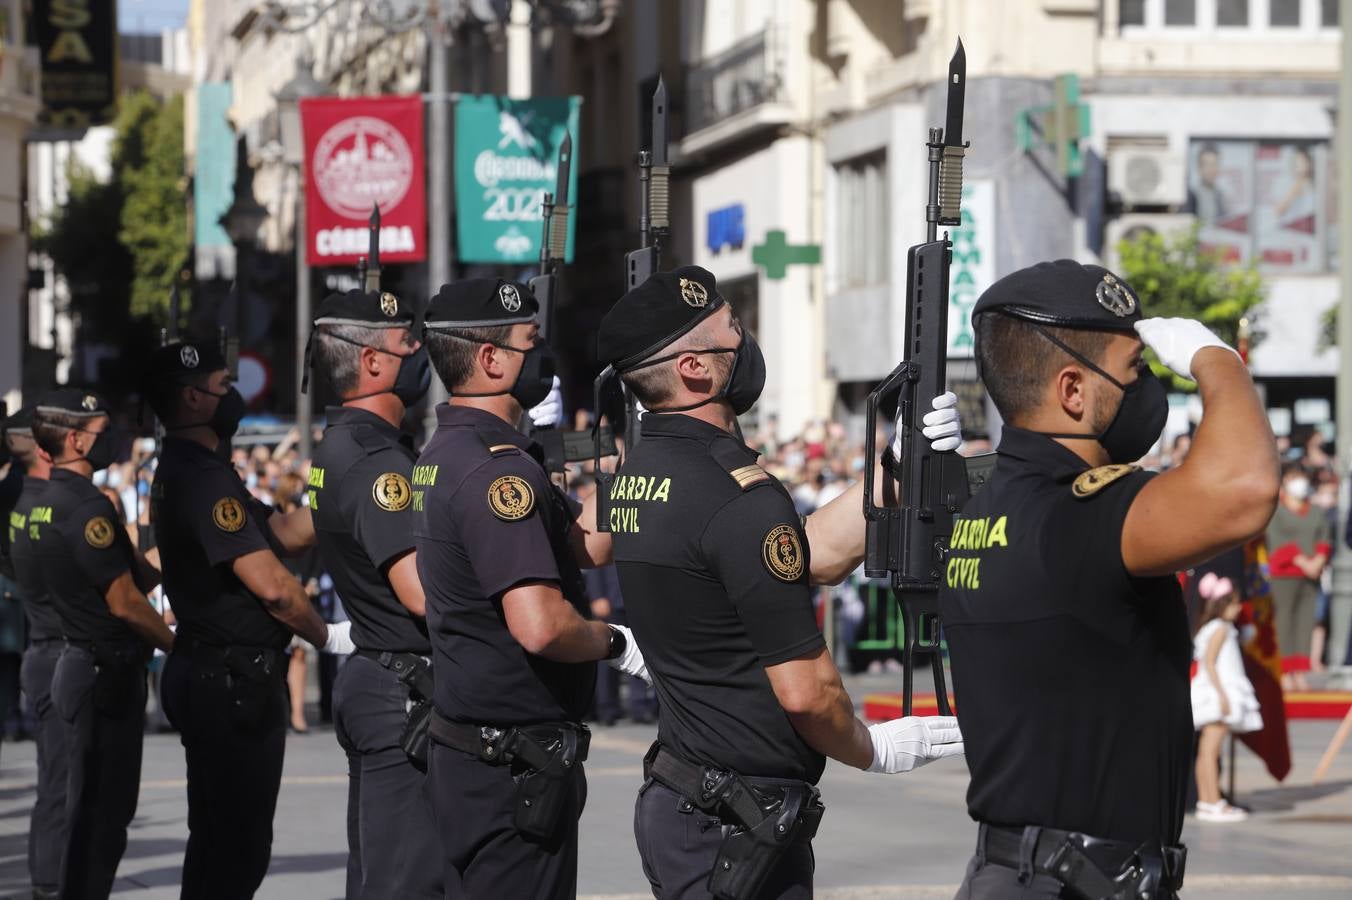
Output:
top-left (1238, 537), bottom-right (1292, 781)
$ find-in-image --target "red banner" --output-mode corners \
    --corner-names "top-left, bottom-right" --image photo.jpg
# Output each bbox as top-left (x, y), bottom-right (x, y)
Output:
top-left (300, 95), bottom-right (426, 267)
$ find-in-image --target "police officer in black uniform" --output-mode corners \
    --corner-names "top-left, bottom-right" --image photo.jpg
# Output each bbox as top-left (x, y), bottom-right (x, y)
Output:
top-left (3, 405), bottom-right (69, 899)
top-left (30, 390), bottom-right (175, 900)
top-left (595, 266), bottom-right (965, 900)
top-left (303, 288), bottom-right (442, 899)
top-left (412, 278), bottom-right (648, 899)
top-left (940, 260), bottom-right (1279, 899)
top-left (141, 341), bottom-right (353, 899)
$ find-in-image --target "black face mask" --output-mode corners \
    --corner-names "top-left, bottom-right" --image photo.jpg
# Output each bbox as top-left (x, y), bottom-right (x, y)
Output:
top-left (185, 386), bottom-right (247, 442)
top-left (314, 331), bottom-right (430, 407)
top-left (76, 426), bottom-right (117, 472)
top-left (626, 330), bottom-right (767, 416)
top-left (1031, 325), bottom-right (1168, 464)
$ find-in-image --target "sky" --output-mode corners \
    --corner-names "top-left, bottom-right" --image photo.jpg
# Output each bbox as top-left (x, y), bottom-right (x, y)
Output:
top-left (118, 0), bottom-right (191, 34)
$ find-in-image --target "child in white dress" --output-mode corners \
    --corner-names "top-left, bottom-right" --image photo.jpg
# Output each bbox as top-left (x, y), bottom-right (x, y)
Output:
top-left (1191, 572), bottom-right (1263, 823)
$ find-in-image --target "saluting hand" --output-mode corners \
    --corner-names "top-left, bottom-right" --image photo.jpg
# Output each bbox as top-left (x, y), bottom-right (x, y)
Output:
top-left (891, 391), bottom-right (962, 459)
top-left (527, 377), bottom-right (564, 428)
top-left (866, 715), bottom-right (964, 774)
top-left (1134, 318), bottom-right (1238, 381)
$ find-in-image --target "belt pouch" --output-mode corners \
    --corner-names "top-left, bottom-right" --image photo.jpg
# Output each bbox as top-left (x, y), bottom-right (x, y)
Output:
top-left (707, 781), bottom-right (822, 900)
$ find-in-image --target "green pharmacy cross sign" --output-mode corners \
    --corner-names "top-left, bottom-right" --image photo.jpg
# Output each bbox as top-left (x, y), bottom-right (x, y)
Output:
top-left (751, 230), bottom-right (821, 280)
top-left (1016, 73), bottom-right (1090, 178)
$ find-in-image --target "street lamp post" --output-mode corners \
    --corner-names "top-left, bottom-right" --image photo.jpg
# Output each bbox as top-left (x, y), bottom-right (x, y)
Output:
top-left (219, 142), bottom-right (269, 380)
top-left (276, 52), bottom-right (327, 461)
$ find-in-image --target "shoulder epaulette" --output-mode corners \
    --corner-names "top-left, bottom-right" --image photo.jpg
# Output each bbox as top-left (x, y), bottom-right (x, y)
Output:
top-left (710, 436), bottom-right (771, 491)
top-left (1071, 464), bottom-right (1139, 499)
top-left (487, 443), bottom-right (519, 457)
top-left (351, 424), bottom-right (392, 456)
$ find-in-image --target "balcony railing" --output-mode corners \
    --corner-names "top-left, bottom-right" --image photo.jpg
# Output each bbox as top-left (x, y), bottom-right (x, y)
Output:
top-left (685, 26), bottom-right (786, 137)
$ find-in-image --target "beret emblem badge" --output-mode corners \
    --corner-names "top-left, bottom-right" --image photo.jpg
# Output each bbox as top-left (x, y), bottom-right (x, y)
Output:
top-left (380, 292), bottom-right (399, 317)
top-left (499, 284), bottom-right (522, 312)
top-left (180, 345), bottom-right (199, 368)
top-left (1096, 274), bottom-right (1136, 318)
top-left (679, 277), bottom-right (709, 309)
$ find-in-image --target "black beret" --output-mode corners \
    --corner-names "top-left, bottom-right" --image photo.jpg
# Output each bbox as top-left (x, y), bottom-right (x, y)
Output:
top-left (424, 278), bottom-right (537, 331)
top-left (597, 266), bottom-right (725, 370)
top-left (142, 341), bottom-right (229, 387)
top-left (34, 388), bottom-right (110, 420)
top-left (972, 259), bottom-right (1142, 332)
top-left (2, 404), bottom-right (34, 436)
top-left (314, 288), bottom-right (418, 329)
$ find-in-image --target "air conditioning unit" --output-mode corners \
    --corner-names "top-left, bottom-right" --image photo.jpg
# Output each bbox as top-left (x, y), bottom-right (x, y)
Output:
top-left (1107, 145), bottom-right (1187, 208)
top-left (1103, 213), bottom-right (1195, 269)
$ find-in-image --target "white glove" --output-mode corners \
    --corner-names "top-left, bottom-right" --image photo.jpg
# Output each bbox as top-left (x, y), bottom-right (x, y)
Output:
top-left (1133, 318), bottom-right (1237, 381)
top-left (527, 376), bottom-right (564, 427)
top-left (323, 621), bottom-right (355, 656)
top-left (605, 624), bottom-right (651, 684)
top-left (866, 715), bottom-right (964, 774)
top-left (891, 391), bottom-right (961, 458)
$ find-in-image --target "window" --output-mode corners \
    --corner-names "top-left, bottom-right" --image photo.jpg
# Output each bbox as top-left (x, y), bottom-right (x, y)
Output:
top-left (835, 152), bottom-right (888, 288)
top-left (1120, 0), bottom-right (1146, 25)
top-left (1164, 0), bottom-right (1196, 25)
top-left (1187, 138), bottom-right (1333, 274)
top-left (1270, 0), bottom-right (1302, 25)
top-left (1217, 0), bottom-right (1250, 26)
top-left (1322, 0), bottom-right (1339, 25)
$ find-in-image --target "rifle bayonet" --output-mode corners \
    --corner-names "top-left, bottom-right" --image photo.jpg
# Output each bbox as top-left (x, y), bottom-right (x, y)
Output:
top-left (364, 204), bottom-right (381, 293)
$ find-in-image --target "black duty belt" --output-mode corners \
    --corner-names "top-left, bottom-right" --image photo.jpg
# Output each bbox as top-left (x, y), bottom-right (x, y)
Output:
top-left (645, 745), bottom-right (824, 900)
top-left (30, 637), bottom-right (66, 648)
top-left (427, 711), bottom-right (590, 769)
top-left (354, 648), bottom-right (434, 700)
top-left (174, 638), bottom-right (283, 675)
top-left (979, 823), bottom-right (1186, 900)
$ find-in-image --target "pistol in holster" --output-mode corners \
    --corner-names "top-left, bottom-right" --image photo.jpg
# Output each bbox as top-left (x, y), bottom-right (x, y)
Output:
top-left (221, 646), bottom-right (281, 735)
top-left (1046, 833), bottom-right (1187, 900)
top-left (393, 654), bottom-right (435, 771)
top-left (645, 745), bottom-right (824, 900)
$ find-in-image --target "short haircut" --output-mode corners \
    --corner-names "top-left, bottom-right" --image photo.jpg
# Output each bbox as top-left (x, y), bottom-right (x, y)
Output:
top-left (32, 410), bottom-right (96, 459)
top-left (3, 431), bottom-right (38, 470)
top-left (619, 316), bottom-right (727, 408)
top-left (425, 325), bottom-right (514, 392)
top-left (313, 323), bottom-right (387, 397)
top-left (974, 312), bottom-right (1115, 424)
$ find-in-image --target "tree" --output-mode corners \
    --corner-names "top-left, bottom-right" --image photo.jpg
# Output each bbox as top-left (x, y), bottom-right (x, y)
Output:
top-left (1115, 224), bottom-right (1265, 390)
top-left (118, 92), bottom-right (191, 321)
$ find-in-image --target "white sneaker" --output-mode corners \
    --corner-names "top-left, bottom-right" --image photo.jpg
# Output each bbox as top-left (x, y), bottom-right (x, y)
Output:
top-left (1195, 801), bottom-right (1248, 823)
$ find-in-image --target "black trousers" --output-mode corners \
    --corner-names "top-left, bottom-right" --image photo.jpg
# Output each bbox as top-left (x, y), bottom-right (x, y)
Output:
top-left (332, 654), bottom-right (442, 899)
top-left (51, 646), bottom-right (146, 900)
top-left (160, 646), bottom-right (286, 900)
top-left (428, 740), bottom-right (586, 900)
top-left (633, 779), bottom-right (814, 900)
top-left (21, 641), bottom-right (69, 893)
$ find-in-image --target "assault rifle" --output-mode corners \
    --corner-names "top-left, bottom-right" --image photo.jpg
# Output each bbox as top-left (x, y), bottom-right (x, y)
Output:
top-left (527, 133), bottom-right (614, 473)
top-left (863, 40), bottom-right (995, 716)
top-left (594, 76), bottom-right (668, 532)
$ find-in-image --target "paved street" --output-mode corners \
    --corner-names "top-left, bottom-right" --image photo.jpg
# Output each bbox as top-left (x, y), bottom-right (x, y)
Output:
top-left (0, 676), bottom-right (1349, 899)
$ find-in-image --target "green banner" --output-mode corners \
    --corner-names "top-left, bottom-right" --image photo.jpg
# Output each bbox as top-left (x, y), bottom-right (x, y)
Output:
top-left (455, 95), bottom-right (580, 264)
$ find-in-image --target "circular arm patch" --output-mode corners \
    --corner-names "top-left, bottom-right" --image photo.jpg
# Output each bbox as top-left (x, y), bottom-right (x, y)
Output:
top-left (372, 472), bottom-right (412, 511)
top-left (487, 475), bottom-right (535, 521)
top-left (84, 516), bottom-right (115, 549)
top-left (761, 524), bottom-right (805, 582)
top-left (212, 497), bottom-right (247, 533)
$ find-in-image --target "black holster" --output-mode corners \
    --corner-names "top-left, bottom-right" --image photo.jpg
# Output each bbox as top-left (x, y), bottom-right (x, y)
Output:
top-left (982, 823), bottom-right (1186, 900)
top-left (356, 649), bottom-right (435, 770)
top-left (220, 646), bottom-right (282, 735)
top-left (428, 713), bottom-right (589, 841)
top-left (645, 745), bottom-right (824, 900)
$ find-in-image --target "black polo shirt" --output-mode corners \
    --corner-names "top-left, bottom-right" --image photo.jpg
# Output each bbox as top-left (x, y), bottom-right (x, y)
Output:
top-left (411, 404), bottom-right (593, 725)
top-left (33, 469), bottom-right (136, 643)
top-left (310, 406), bottom-right (427, 653)
top-left (7, 478), bottom-right (64, 641)
top-left (939, 426), bottom-right (1193, 845)
top-left (152, 438), bottom-right (291, 650)
top-left (611, 413), bottom-right (825, 784)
